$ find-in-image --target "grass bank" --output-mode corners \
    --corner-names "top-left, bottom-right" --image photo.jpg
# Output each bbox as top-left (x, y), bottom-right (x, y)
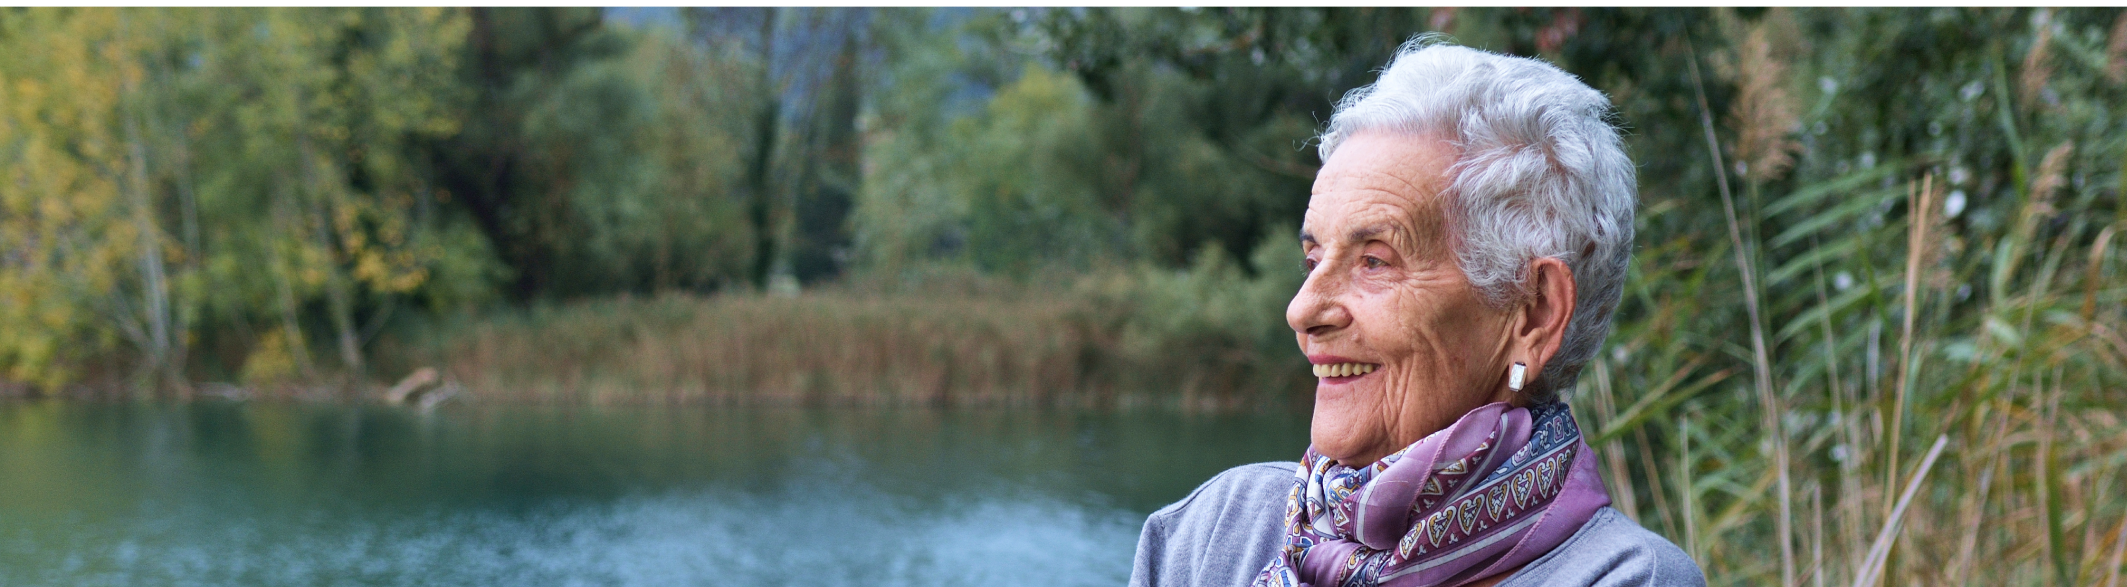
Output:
top-left (386, 255), bottom-right (1313, 410)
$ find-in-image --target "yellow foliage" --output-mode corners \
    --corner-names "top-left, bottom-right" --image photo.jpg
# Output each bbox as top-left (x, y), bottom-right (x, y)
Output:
top-left (239, 329), bottom-right (301, 385)
top-left (2, 8), bottom-right (471, 388)
top-left (0, 8), bottom-right (143, 388)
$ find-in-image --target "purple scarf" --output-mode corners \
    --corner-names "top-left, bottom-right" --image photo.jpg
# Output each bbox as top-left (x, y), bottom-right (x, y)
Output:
top-left (1253, 401), bottom-right (1610, 587)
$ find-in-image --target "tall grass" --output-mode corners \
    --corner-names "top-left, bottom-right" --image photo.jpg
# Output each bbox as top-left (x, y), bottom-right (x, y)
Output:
top-left (1574, 10), bottom-right (2127, 585)
top-left (425, 288), bottom-right (1099, 407)
top-left (1582, 158), bottom-right (2125, 584)
top-left (396, 250), bottom-right (1311, 410)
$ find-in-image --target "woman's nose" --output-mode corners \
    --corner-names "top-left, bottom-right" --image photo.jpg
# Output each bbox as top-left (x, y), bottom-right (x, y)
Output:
top-left (1287, 268), bottom-right (1351, 337)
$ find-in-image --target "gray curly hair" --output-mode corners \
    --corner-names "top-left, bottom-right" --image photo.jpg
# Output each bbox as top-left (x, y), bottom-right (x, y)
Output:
top-left (1316, 37), bottom-right (1636, 402)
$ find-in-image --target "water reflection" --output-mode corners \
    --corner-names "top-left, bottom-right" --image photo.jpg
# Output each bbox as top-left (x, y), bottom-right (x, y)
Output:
top-left (0, 401), bottom-right (1307, 586)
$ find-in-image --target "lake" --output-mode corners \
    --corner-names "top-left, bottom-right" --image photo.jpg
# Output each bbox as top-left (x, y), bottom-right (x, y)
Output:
top-left (0, 401), bottom-right (1309, 586)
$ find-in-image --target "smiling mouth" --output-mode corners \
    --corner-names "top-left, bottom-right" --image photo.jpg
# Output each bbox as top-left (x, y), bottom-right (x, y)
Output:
top-left (1311, 362), bottom-right (1378, 378)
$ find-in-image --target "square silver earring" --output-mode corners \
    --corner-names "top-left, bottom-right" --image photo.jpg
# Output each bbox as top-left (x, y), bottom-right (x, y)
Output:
top-left (1508, 362), bottom-right (1527, 392)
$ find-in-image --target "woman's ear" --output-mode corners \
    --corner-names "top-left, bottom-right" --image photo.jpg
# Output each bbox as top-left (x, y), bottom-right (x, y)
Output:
top-left (1512, 257), bottom-right (1577, 386)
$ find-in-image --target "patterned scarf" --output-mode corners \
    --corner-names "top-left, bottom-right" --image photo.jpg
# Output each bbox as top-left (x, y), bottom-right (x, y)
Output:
top-left (1253, 401), bottom-right (1610, 587)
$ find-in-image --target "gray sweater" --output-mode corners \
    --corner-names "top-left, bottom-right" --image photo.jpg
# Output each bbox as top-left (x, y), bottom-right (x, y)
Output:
top-left (1131, 462), bottom-right (1706, 587)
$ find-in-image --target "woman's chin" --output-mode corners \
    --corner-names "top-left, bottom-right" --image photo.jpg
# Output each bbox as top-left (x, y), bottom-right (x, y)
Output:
top-left (1308, 401), bottom-right (1384, 466)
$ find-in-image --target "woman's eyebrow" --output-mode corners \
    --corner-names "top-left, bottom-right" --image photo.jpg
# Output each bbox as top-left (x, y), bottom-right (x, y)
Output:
top-left (1300, 223), bottom-right (1402, 246)
top-left (1346, 224), bottom-right (1396, 244)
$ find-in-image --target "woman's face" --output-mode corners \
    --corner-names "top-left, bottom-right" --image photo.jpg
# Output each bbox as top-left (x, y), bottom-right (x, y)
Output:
top-left (1289, 131), bottom-right (1519, 467)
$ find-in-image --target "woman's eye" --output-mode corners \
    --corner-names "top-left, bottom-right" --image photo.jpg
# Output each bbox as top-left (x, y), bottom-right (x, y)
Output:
top-left (1363, 256), bottom-right (1386, 269)
top-left (1301, 258), bottom-right (1319, 273)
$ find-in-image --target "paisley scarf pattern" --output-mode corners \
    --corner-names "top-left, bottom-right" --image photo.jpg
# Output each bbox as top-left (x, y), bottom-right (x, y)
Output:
top-left (1253, 402), bottom-right (1610, 587)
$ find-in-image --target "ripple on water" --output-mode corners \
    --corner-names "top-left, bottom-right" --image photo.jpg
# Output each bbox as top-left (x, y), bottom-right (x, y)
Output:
top-left (5, 481), bottom-right (1138, 587)
top-left (0, 403), bottom-right (1306, 586)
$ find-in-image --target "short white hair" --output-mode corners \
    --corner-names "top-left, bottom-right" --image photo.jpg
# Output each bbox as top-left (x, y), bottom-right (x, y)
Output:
top-left (1317, 37), bottom-right (1635, 402)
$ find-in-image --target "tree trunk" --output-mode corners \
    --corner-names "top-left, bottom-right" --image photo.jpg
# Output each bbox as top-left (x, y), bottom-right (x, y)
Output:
top-left (745, 8), bottom-right (784, 290)
top-left (791, 19), bottom-right (864, 284)
top-left (269, 181), bottom-right (317, 381)
top-left (297, 133), bottom-right (365, 379)
top-left (119, 10), bottom-right (178, 394)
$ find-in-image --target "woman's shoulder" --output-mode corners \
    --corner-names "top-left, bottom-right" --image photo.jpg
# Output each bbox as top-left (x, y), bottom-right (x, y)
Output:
top-left (1131, 462), bottom-right (1298, 587)
top-left (1148, 461), bottom-right (1297, 520)
top-left (1500, 507), bottom-right (1707, 587)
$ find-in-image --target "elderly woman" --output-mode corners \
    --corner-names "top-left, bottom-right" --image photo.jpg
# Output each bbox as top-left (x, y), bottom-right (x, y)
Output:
top-left (1131, 41), bottom-right (1704, 587)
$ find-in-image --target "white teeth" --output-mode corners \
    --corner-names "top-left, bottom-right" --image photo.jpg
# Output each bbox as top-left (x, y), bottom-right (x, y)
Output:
top-left (1314, 362), bottom-right (1376, 378)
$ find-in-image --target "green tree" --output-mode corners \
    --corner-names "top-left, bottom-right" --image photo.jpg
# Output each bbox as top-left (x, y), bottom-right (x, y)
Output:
top-left (177, 8), bottom-right (472, 380)
top-left (0, 8), bottom-right (143, 390)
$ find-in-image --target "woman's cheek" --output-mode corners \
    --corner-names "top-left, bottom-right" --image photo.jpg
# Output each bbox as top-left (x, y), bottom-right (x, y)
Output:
top-left (1353, 265), bottom-right (1400, 295)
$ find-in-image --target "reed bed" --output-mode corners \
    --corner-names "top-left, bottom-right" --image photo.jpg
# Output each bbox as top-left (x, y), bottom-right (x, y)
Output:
top-left (1571, 11), bottom-right (2127, 585)
top-left (411, 260), bottom-right (1311, 410)
top-left (1577, 184), bottom-right (2127, 586)
top-left (430, 291), bottom-right (1097, 407)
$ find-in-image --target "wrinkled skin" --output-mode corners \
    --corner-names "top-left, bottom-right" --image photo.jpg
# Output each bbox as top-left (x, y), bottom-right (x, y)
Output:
top-left (1288, 130), bottom-right (1579, 468)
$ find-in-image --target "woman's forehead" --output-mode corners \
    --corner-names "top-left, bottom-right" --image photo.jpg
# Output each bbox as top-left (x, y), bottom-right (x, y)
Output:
top-left (1303, 131), bottom-right (1457, 248)
top-left (1301, 187), bottom-right (1451, 252)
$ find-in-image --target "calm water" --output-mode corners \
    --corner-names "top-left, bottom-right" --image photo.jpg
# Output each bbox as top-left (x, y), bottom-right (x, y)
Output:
top-left (0, 401), bottom-right (1308, 586)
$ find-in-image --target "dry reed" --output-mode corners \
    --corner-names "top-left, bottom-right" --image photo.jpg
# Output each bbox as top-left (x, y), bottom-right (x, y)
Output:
top-left (409, 265), bottom-right (1309, 410)
top-left (1691, 40), bottom-right (1796, 586)
top-left (428, 291), bottom-right (1103, 407)
top-left (1620, 15), bottom-right (2127, 585)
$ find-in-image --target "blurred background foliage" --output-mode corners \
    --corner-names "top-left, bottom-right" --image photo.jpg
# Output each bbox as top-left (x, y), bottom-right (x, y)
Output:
top-left (3, 8), bottom-right (2127, 584)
